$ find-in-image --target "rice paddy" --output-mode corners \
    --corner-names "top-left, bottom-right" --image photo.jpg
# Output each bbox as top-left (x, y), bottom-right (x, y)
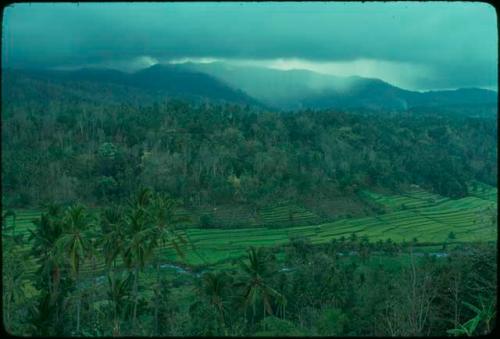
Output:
top-left (4, 183), bottom-right (497, 275)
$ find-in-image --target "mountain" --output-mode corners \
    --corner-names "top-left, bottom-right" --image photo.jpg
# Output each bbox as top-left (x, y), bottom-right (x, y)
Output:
top-left (2, 64), bottom-right (497, 114)
top-left (181, 61), bottom-right (497, 112)
top-left (1, 65), bottom-right (263, 107)
top-left (131, 64), bottom-right (259, 104)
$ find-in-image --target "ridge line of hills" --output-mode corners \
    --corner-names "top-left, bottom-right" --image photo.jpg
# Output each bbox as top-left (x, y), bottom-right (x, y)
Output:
top-left (2, 64), bottom-right (497, 114)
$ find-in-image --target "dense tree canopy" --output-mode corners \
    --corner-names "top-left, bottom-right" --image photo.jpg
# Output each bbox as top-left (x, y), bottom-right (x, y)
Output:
top-left (2, 95), bottom-right (497, 217)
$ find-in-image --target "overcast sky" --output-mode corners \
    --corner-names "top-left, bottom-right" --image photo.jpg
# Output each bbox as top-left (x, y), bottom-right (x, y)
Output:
top-left (2, 2), bottom-right (497, 90)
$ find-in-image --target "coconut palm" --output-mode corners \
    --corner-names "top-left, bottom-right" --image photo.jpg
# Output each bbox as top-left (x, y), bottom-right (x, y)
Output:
top-left (55, 204), bottom-right (93, 334)
top-left (122, 188), bottom-right (157, 332)
top-left (28, 205), bottom-right (65, 334)
top-left (148, 193), bottom-right (189, 335)
top-left (29, 206), bottom-right (65, 297)
top-left (107, 271), bottom-right (134, 336)
top-left (192, 271), bottom-right (233, 335)
top-left (236, 247), bottom-right (286, 325)
top-left (99, 205), bottom-right (126, 270)
top-left (3, 222), bottom-right (27, 333)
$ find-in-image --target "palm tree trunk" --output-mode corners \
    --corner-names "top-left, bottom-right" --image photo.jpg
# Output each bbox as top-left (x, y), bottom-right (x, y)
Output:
top-left (113, 300), bottom-right (120, 337)
top-left (252, 302), bottom-right (256, 326)
top-left (262, 302), bottom-right (267, 331)
top-left (76, 270), bottom-right (81, 334)
top-left (77, 299), bottom-right (81, 334)
top-left (92, 252), bottom-right (97, 331)
top-left (132, 266), bottom-right (139, 332)
top-left (50, 268), bottom-right (61, 326)
top-left (219, 309), bottom-right (228, 336)
top-left (155, 260), bottom-right (160, 336)
top-left (6, 289), bottom-right (11, 332)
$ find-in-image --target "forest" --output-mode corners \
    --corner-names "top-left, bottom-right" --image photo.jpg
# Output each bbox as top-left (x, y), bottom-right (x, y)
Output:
top-left (2, 95), bottom-right (497, 212)
top-left (2, 89), bottom-right (498, 336)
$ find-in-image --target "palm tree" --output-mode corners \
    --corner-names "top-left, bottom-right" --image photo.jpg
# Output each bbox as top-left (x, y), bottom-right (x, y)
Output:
top-left (3, 215), bottom-right (27, 333)
top-left (147, 193), bottom-right (189, 335)
top-left (99, 205), bottom-right (126, 270)
top-left (107, 271), bottom-right (133, 336)
top-left (122, 188), bottom-right (156, 333)
top-left (29, 205), bottom-right (64, 293)
top-left (236, 247), bottom-right (286, 325)
top-left (192, 271), bottom-right (233, 335)
top-left (28, 205), bottom-right (65, 334)
top-left (55, 204), bottom-right (93, 334)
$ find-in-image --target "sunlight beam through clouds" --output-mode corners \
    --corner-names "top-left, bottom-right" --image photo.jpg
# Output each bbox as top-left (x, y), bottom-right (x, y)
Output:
top-left (164, 57), bottom-right (434, 91)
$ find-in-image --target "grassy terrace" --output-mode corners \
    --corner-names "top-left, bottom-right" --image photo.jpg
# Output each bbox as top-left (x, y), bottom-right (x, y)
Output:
top-left (4, 183), bottom-right (497, 277)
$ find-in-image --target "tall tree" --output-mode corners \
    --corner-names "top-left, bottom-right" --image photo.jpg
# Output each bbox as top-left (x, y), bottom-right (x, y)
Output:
top-left (191, 271), bottom-right (234, 335)
top-left (121, 188), bottom-right (156, 333)
top-left (99, 205), bottom-right (126, 270)
top-left (148, 192), bottom-right (189, 335)
top-left (28, 205), bottom-right (65, 336)
top-left (106, 271), bottom-right (133, 336)
top-left (235, 247), bottom-right (286, 326)
top-left (56, 204), bottom-right (93, 334)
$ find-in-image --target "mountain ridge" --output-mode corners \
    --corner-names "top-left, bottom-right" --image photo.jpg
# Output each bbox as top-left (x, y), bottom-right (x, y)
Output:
top-left (2, 64), bottom-right (497, 113)
top-left (179, 61), bottom-right (497, 111)
top-left (1, 65), bottom-right (263, 108)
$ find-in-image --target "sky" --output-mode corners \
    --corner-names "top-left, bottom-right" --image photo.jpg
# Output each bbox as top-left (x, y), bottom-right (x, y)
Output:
top-left (2, 2), bottom-right (498, 91)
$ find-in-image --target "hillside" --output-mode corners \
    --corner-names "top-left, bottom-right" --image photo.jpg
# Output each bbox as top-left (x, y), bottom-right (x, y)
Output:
top-left (183, 62), bottom-right (498, 112)
top-left (1, 66), bottom-right (263, 108)
top-left (2, 85), bottom-right (497, 218)
top-left (3, 65), bottom-right (496, 114)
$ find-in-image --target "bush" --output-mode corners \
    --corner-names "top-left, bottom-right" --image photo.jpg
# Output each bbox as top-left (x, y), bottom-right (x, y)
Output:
top-left (315, 307), bottom-right (348, 336)
top-left (199, 214), bottom-right (214, 228)
top-left (255, 316), bottom-right (305, 336)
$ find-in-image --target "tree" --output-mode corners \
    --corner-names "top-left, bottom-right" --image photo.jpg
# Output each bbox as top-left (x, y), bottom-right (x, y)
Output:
top-left (56, 204), bottom-right (94, 334)
top-left (382, 251), bottom-right (438, 336)
top-left (235, 247), bottom-right (286, 326)
top-left (99, 205), bottom-right (126, 270)
top-left (121, 188), bottom-right (157, 333)
top-left (148, 192), bottom-right (189, 335)
top-left (254, 316), bottom-right (305, 336)
top-left (316, 307), bottom-right (348, 336)
top-left (106, 272), bottom-right (134, 336)
top-left (28, 205), bottom-right (65, 336)
top-left (3, 225), bottom-right (28, 334)
top-left (191, 272), bottom-right (233, 335)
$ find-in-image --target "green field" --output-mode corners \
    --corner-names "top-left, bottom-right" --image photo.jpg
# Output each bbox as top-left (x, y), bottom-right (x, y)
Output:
top-left (4, 183), bottom-right (497, 276)
top-left (468, 180), bottom-right (498, 202)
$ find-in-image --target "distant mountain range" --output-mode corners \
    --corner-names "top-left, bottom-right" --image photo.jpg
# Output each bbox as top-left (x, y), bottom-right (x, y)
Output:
top-left (2, 63), bottom-right (497, 114)
top-left (1, 65), bottom-right (262, 107)
top-left (184, 62), bottom-right (498, 111)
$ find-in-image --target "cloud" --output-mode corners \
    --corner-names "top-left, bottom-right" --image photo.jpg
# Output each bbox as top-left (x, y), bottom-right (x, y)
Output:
top-left (164, 57), bottom-right (434, 90)
top-left (53, 55), bottom-right (159, 72)
top-left (2, 2), bottom-right (497, 90)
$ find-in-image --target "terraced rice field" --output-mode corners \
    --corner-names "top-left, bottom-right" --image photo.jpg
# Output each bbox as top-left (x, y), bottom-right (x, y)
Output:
top-left (258, 203), bottom-right (322, 226)
top-left (468, 181), bottom-right (498, 202)
top-left (195, 202), bottom-right (321, 228)
top-left (359, 188), bottom-right (451, 211)
top-left (4, 183), bottom-right (497, 275)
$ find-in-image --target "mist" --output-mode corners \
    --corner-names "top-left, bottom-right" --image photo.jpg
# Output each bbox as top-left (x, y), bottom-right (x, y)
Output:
top-left (2, 2), bottom-right (498, 90)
